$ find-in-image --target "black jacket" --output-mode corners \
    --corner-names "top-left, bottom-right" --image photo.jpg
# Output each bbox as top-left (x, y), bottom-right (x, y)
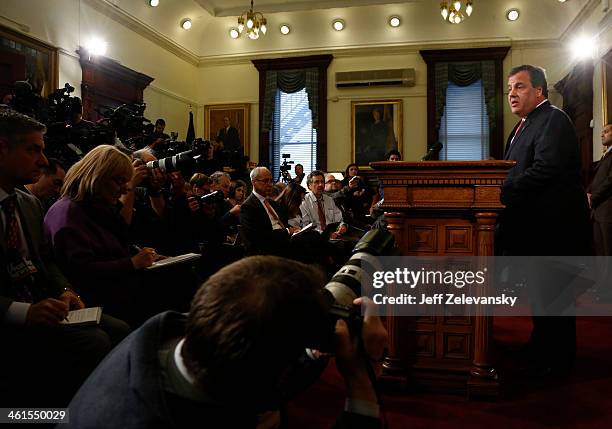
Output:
top-left (239, 193), bottom-right (290, 256)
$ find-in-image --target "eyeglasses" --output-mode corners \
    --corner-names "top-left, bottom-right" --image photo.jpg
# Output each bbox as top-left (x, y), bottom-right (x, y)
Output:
top-left (254, 178), bottom-right (273, 184)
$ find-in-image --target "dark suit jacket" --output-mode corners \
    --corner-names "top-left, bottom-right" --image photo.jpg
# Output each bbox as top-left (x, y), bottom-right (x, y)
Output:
top-left (587, 150), bottom-right (612, 223)
top-left (0, 189), bottom-right (68, 319)
top-left (500, 101), bottom-right (590, 255)
top-left (239, 193), bottom-right (290, 256)
top-left (65, 311), bottom-right (380, 429)
top-left (217, 126), bottom-right (242, 154)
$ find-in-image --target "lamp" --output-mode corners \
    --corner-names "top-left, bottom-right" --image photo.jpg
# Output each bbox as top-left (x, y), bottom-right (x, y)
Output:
top-left (440, 0), bottom-right (473, 24)
top-left (237, 0), bottom-right (267, 40)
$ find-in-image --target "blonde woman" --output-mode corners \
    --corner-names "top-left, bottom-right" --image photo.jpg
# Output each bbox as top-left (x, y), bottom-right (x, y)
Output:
top-left (44, 145), bottom-right (159, 324)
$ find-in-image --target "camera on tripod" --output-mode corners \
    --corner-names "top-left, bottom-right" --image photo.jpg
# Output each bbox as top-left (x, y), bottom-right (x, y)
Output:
top-left (279, 153), bottom-right (295, 183)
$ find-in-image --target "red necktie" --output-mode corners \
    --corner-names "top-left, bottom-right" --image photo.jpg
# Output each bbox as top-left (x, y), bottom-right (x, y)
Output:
top-left (264, 199), bottom-right (286, 229)
top-left (316, 199), bottom-right (326, 230)
top-left (2, 196), bottom-right (22, 252)
top-left (510, 119), bottom-right (525, 145)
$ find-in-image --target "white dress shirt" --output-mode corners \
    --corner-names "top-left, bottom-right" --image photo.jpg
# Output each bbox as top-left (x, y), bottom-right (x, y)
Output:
top-left (299, 192), bottom-right (343, 232)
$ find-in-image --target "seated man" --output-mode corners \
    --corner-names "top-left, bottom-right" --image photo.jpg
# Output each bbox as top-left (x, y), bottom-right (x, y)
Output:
top-left (22, 157), bottom-right (66, 212)
top-left (240, 167), bottom-right (295, 256)
top-left (65, 256), bottom-right (387, 428)
top-left (300, 170), bottom-right (348, 239)
top-left (0, 109), bottom-right (129, 406)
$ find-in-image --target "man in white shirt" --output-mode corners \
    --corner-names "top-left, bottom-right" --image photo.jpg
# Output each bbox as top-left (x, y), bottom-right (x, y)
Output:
top-left (301, 170), bottom-right (347, 239)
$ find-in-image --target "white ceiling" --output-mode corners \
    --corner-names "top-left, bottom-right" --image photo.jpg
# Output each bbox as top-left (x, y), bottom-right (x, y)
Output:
top-left (105, 0), bottom-right (592, 60)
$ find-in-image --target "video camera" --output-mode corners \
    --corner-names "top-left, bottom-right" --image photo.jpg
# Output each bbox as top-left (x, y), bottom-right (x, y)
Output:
top-left (279, 153), bottom-right (295, 184)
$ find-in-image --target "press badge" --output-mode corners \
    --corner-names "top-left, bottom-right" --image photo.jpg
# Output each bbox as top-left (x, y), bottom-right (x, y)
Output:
top-left (7, 257), bottom-right (38, 282)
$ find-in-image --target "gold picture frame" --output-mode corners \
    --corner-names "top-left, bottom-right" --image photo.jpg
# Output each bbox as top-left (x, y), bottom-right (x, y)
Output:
top-left (603, 49), bottom-right (611, 126)
top-left (351, 99), bottom-right (402, 168)
top-left (204, 103), bottom-right (250, 157)
top-left (0, 25), bottom-right (58, 99)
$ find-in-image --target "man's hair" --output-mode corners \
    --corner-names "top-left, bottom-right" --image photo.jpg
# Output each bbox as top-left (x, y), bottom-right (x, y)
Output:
top-left (508, 64), bottom-right (549, 98)
top-left (386, 149), bottom-right (401, 160)
top-left (41, 158), bottom-right (65, 176)
top-left (295, 163), bottom-right (303, 169)
top-left (0, 109), bottom-right (46, 148)
top-left (61, 145), bottom-right (133, 202)
top-left (250, 166), bottom-right (268, 182)
top-left (182, 256), bottom-right (327, 401)
top-left (306, 170), bottom-right (325, 187)
top-left (155, 118), bottom-right (166, 126)
top-left (210, 171), bottom-right (230, 185)
top-left (189, 173), bottom-right (210, 188)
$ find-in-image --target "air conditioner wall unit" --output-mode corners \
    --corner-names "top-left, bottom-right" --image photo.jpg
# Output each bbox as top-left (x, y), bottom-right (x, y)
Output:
top-left (335, 68), bottom-right (416, 88)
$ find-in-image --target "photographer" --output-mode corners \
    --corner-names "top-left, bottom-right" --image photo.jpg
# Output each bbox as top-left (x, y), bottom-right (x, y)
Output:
top-left (145, 118), bottom-right (170, 155)
top-left (337, 164), bottom-right (373, 227)
top-left (64, 256), bottom-right (387, 429)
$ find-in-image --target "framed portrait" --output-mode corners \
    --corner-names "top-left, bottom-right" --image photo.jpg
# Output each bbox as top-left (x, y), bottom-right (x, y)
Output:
top-left (0, 25), bottom-right (58, 100)
top-left (204, 103), bottom-right (250, 157)
top-left (351, 99), bottom-right (402, 167)
top-left (603, 49), bottom-right (612, 126)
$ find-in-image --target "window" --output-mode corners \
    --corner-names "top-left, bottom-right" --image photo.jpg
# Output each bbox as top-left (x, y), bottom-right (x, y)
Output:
top-left (439, 80), bottom-right (490, 160)
top-left (271, 88), bottom-right (317, 182)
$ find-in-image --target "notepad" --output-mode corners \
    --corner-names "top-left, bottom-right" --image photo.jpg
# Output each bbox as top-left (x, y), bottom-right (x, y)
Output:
top-left (145, 253), bottom-right (201, 270)
top-left (61, 307), bottom-right (103, 326)
top-left (292, 222), bottom-right (315, 237)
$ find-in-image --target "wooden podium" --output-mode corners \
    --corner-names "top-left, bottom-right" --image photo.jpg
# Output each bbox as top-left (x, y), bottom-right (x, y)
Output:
top-left (369, 160), bottom-right (515, 397)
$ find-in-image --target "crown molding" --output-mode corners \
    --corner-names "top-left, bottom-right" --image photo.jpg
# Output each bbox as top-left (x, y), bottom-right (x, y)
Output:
top-left (145, 84), bottom-right (201, 107)
top-left (197, 38), bottom-right (518, 67)
top-left (82, 0), bottom-right (199, 66)
top-left (559, 0), bottom-right (602, 42)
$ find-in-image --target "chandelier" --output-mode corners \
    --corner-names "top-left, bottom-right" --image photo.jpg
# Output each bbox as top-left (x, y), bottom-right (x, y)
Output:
top-left (440, 0), bottom-right (473, 24)
top-left (237, 0), bottom-right (267, 40)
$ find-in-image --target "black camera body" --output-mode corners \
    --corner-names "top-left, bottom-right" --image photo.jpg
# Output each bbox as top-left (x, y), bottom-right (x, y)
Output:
top-left (198, 190), bottom-right (225, 206)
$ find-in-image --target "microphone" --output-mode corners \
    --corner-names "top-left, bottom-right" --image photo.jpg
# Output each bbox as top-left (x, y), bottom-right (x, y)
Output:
top-left (421, 142), bottom-right (443, 161)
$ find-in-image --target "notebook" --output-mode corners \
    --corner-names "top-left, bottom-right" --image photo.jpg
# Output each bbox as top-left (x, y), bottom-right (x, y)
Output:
top-left (145, 253), bottom-right (201, 270)
top-left (61, 307), bottom-right (103, 326)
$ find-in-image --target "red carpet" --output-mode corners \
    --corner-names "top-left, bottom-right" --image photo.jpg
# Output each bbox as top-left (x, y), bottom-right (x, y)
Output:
top-left (288, 317), bottom-right (612, 428)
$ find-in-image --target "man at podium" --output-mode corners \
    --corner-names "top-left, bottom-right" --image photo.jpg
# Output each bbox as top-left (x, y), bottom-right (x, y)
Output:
top-left (499, 64), bottom-right (591, 378)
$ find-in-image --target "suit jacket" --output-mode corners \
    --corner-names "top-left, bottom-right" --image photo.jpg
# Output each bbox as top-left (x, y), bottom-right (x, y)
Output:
top-left (587, 150), bottom-right (612, 223)
top-left (217, 126), bottom-right (242, 154)
top-left (0, 189), bottom-right (68, 319)
top-left (65, 311), bottom-right (380, 429)
top-left (239, 193), bottom-right (290, 256)
top-left (500, 101), bottom-right (590, 255)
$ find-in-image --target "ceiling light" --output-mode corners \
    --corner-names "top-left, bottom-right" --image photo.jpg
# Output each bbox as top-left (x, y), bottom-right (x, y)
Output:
top-left (571, 36), bottom-right (597, 60)
top-left (229, 28), bottom-right (239, 39)
top-left (85, 37), bottom-right (107, 56)
top-left (506, 9), bottom-right (519, 21)
top-left (558, 0), bottom-right (567, 2)
top-left (440, 0), bottom-right (473, 23)
top-left (148, 0), bottom-right (159, 6)
top-left (280, 24), bottom-right (291, 35)
top-left (332, 19), bottom-right (345, 31)
top-left (181, 18), bottom-right (192, 30)
top-left (389, 16), bottom-right (401, 27)
top-left (237, 0), bottom-right (266, 40)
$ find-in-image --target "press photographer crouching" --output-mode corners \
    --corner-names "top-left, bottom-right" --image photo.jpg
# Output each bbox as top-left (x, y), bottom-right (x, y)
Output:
top-left (65, 256), bottom-right (388, 429)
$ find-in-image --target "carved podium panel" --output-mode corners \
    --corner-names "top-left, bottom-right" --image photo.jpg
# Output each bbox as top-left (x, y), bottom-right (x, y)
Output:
top-left (370, 160), bottom-right (514, 397)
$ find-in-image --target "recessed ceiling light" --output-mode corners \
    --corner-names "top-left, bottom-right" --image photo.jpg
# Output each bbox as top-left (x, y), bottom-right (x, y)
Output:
top-left (506, 9), bottom-right (520, 21)
top-left (332, 19), bottom-right (345, 31)
top-left (229, 28), bottom-right (239, 39)
top-left (389, 16), bottom-right (401, 27)
top-left (280, 24), bottom-right (291, 35)
top-left (148, 0), bottom-right (159, 6)
top-left (558, 0), bottom-right (567, 3)
top-left (181, 19), bottom-right (192, 30)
